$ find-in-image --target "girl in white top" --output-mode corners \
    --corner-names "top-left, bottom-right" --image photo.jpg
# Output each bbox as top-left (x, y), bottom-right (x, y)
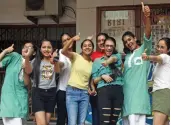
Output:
top-left (56, 33), bottom-right (72, 125)
top-left (142, 37), bottom-right (170, 125)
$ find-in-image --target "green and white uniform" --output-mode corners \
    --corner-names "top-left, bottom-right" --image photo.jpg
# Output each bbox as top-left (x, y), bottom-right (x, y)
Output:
top-left (122, 34), bottom-right (152, 117)
top-left (0, 52), bottom-right (28, 119)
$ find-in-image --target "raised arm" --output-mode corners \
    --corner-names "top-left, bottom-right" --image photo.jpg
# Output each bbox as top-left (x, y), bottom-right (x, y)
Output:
top-left (49, 49), bottom-right (61, 73)
top-left (23, 47), bottom-right (35, 74)
top-left (57, 50), bottom-right (69, 73)
top-left (0, 44), bottom-right (14, 61)
top-left (87, 34), bottom-right (94, 40)
top-left (142, 2), bottom-right (151, 39)
top-left (61, 34), bottom-right (80, 60)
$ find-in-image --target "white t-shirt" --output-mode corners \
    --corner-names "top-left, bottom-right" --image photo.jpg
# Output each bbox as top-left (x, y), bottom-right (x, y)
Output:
top-left (153, 54), bottom-right (170, 92)
top-left (57, 49), bottom-right (71, 91)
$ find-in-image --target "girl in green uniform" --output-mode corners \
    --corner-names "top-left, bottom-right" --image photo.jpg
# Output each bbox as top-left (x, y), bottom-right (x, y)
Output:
top-left (121, 3), bottom-right (152, 125)
top-left (0, 42), bottom-right (36, 125)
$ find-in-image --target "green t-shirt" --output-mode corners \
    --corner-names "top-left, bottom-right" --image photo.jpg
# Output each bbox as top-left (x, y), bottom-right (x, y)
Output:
top-left (0, 52), bottom-right (28, 119)
top-left (92, 53), bottom-right (123, 88)
top-left (122, 34), bottom-right (152, 117)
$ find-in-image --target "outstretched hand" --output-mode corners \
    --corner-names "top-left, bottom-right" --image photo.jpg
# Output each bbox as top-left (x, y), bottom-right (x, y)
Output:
top-left (4, 44), bottom-right (14, 53)
top-left (142, 48), bottom-right (149, 60)
top-left (101, 60), bottom-right (108, 67)
top-left (72, 33), bottom-right (80, 42)
top-left (141, 2), bottom-right (150, 17)
top-left (87, 35), bottom-right (94, 40)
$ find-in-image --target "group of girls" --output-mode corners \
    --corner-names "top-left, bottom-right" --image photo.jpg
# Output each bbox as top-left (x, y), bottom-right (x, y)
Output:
top-left (0, 2), bottom-right (169, 125)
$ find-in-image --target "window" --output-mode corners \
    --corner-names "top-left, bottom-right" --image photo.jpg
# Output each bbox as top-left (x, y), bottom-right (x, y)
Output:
top-left (97, 4), bottom-right (170, 52)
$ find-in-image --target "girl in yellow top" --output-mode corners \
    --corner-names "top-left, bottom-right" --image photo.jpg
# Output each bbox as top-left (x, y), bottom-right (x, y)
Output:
top-left (62, 34), bottom-right (94, 125)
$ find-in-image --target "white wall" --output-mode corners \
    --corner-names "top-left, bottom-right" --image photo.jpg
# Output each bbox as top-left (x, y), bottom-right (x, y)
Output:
top-left (0, 0), bottom-right (76, 24)
top-left (0, 0), bottom-right (169, 52)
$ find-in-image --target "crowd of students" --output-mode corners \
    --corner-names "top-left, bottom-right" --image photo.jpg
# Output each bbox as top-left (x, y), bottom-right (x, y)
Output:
top-left (0, 3), bottom-right (170, 125)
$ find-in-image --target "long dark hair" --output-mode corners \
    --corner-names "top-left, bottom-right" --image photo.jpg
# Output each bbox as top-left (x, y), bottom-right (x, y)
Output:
top-left (60, 33), bottom-right (71, 41)
top-left (122, 31), bottom-right (141, 54)
top-left (32, 39), bottom-right (53, 88)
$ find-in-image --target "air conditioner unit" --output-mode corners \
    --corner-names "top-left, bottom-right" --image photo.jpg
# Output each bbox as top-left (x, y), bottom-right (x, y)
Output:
top-left (24, 0), bottom-right (63, 24)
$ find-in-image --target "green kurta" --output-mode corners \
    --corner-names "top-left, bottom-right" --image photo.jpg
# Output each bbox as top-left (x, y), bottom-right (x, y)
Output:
top-left (122, 34), bottom-right (152, 117)
top-left (0, 52), bottom-right (28, 119)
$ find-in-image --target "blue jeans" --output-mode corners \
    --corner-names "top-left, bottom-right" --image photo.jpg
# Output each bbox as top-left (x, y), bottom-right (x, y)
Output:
top-left (66, 86), bottom-right (89, 125)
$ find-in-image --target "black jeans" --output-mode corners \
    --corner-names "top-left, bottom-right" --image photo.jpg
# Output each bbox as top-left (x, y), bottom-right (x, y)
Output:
top-left (90, 95), bottom-right (99, 125)
top-left (56, 90), bottom-right (67, 125)
top-left (97, 85), bottom-right (124, 125)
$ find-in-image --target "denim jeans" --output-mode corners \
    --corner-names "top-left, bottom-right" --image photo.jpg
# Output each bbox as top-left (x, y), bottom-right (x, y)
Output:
top-left (66, 86), bottom-right (89, 125)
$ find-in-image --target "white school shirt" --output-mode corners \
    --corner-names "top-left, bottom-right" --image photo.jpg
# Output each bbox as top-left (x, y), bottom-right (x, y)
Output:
top-left (57, 49), bottom-right (71, 91)
top-left (153, 54), bottom-right (170, 92)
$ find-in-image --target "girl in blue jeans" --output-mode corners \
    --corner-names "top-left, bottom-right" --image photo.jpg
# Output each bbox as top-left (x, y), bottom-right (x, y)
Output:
top-left (62, 34), bottom-right (94, 125)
